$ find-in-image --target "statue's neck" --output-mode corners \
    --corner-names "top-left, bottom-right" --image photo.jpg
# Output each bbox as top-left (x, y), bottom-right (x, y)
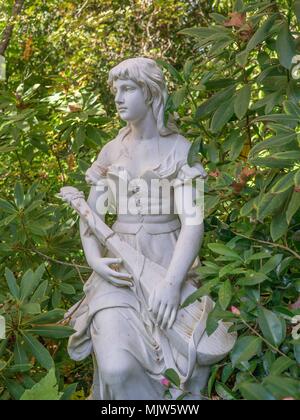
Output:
top-left (129, 110), bottom-right (159, 141)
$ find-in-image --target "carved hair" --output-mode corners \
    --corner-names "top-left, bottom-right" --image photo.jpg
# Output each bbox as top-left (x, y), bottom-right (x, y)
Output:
top-left (108, 57), bottom-right (178, 140)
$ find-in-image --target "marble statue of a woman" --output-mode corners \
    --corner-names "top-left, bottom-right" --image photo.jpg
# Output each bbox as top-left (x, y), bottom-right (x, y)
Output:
top-left (64, 57), bottom-right (235, 400)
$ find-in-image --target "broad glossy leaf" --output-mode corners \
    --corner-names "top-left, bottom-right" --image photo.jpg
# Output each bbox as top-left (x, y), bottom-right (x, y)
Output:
top-left (295, 170), bottom-right (300, 187)
top-left (22, 333), bottom-right (53, 370)
top-left (208, 366), bottom-right (219, 398)
top-left (181, 278), bottom-right (219, 308)
top-left (246, 14), bottom-right (278, 52)
top-left (276, 22), bottom-right (296, 70)
top-left (249, 133), bottom-right (297, 157)
top-left (14, 182), bottom-right (24, 209)
top-left (30, 280), bottom-right (49, 304)
top-left (270, 356), bottom-right (295, 375)
top-left (258, 307), bottom-right (286, 347)
top-left (28, 326), bottom-right (75, 339)
top-left (14, 337), bottom-right (28, 365)
top-left (21, 303), bottom-right (41, 315)
top-left (196, 85), bottom-right (236, 119)
top-left (172, 87), bottom-right (187, 109)
top-left (250, 157), bottom-right (296, 168)
top-left (187, 138), bottom-right (201, 166)
top-left (257, 189), bottom-right (291, 221)
top-left (283, 100), bottom-right (300, 118)
top-left (156, 59), bottom-right (183, 82)
top-left (234, 85), bottom-right (251, 120)
top-left (20, 264), bottom-right (45, 302)
top-left (231, 336), bottom-right (262, 367)
top-left (294, 342), bottom-right (300, 364)
top-left (239, 383), bottom-right (275, 400)
top-left (215, 382), bottom-right (236, 400)
top-left (0, 199), bottom-right (16, 214)
top-left (260, 255), bottom-right (283, 275)
top-left (30, 309), bottom-right (65, 325)
top-left (60, 383), bottom-right (78, 401)
top-left (208, 244), bottom-right (241, 260)
top-left (271, 171), bottom-right (297, 194)
top-left (270, 212), bottom-right (289, 242)
top-left (59, 283), bottom-right (76, 295)
top-left (183, 59), bottom-right (193, 81)
top-left (296, 0), bottom-right (300, 23)
top-left (264, 376), bottom-right (300, 400)
top-left (20, 368), bottom-right (62, 400)
top-left (5, 379), bottom-right (25, 400)
top-left (5, 268), bottom-right (20, 299)
top-left (218, 280), bottom-right (232, 311)
top-left (164, 368), bottom-right (180, 387)
top-left (210, 97), bottom-right (235, 133)
top-left (7, 364), bottom-right (32, 374)
top-left (237, 271), bottom-right (269, 286)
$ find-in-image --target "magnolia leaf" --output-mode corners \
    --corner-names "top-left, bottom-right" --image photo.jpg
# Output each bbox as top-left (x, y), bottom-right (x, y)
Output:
top-left (276, 22), bottom-right (296, 70)
top-left (234, 85), bottom-right (251, 120)
top-left (20, 368), bottom-right (62, 400)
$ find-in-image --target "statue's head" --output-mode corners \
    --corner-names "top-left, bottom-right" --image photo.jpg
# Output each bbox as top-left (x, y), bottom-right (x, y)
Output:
top-left (108, 57), bottom-right (178, 137)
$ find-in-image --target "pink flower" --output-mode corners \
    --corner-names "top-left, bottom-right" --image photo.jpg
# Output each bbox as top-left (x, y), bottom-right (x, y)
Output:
top-left (290, 297), bottom-right (300, 310)
top-left (231, 306), bottom-right (241, 316)
top-left (161, 378), bottom-right (171, 388)
top-left (282, 397), bottom-right (295, 401)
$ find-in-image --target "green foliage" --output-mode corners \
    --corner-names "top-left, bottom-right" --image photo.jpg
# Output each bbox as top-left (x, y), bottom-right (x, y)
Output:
top-left (0, 0), bottom-right (299, 400)
top-left (173, 0), bottom-right (300, 400)
top-left (20, 368), bottom-right (62, 400)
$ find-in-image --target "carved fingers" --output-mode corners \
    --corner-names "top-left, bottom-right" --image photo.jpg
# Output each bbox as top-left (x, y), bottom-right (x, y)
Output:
top-left (148, 284), bottom-right (180, 330)
top-left (101, 257), bottom-right (133, 288)
top-left (161, 306), bottom-right (172, 330)
top-left (168, 308), bottom-right (177, 330)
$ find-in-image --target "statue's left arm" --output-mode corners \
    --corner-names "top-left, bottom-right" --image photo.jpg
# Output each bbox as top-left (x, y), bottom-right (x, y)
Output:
top-left (149, 162), bottom-right (207, 330)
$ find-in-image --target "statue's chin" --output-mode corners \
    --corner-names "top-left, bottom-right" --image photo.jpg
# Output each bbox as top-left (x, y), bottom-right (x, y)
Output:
top-left (119, 112), bottom-right (146, 124)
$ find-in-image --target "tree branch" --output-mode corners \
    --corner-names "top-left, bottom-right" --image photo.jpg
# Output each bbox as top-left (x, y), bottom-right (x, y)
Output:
top-left (0, 0), bottom-right (26, 56)
top-left (232, 231), bottom-right (300, 261)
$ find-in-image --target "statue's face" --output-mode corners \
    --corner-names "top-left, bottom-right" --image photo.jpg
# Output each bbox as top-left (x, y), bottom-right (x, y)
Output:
top-left (112, 78), bottom-right (149, 123)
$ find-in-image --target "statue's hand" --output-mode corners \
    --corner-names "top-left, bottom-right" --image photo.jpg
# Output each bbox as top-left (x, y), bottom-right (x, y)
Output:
top-left (58, 187), bottom-right (85, 205)
top-left (92, 257), bottom-right (133, 288)
top-left (148, 282), bottom-right (181, 330)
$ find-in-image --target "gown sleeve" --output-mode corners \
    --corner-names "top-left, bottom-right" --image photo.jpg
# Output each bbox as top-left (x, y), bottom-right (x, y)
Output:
top-left (85, 143), bottom-right (111, 186)
top-left (83, 144), bottom-right (111, 237)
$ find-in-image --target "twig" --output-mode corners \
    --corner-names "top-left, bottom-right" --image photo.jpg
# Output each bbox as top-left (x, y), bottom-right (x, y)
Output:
top-left (240, 317), bottom-right (289, 359)
top-left (72, 259), bottom-right (85, 284)
top-left (30, 247), bottom-right (91, 270)
top-left (231, 231), bottom-right (300, 261)
top-left (58, 298), bottom-right (85, 326)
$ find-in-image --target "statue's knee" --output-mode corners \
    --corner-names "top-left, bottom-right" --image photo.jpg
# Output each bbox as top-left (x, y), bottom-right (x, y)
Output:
top-left (100, 352), bottom-right (137, 385)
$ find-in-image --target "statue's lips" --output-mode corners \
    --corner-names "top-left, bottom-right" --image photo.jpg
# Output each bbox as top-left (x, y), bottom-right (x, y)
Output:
top-left (118, 108), bottom-right (127, 111)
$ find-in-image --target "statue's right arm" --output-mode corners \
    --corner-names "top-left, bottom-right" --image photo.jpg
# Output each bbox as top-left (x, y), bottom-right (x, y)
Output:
top-left (79, 183), bottom-right (133, 287)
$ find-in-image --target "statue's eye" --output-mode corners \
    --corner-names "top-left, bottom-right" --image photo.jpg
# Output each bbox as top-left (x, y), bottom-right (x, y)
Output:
top-left (125, 86), bottom-right (134, 91)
